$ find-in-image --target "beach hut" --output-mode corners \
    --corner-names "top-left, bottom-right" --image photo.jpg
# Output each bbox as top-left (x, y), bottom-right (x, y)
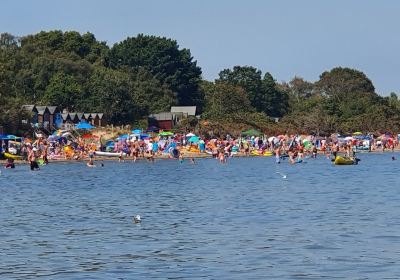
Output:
top-left (93, 113), bottom-right (105, 127)
top-left (148, 112), bottom-right (174, 130)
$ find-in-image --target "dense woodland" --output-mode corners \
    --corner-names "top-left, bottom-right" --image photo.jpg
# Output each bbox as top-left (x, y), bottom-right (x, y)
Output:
top-left (1, 30), bottom-right (400, 136)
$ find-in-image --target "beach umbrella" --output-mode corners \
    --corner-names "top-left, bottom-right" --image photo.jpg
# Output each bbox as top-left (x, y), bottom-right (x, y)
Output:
top-left (147, 126), bottom-right (159, 132)
top-left (75, 121), bottom-right (95, 130)
top-left (132, 129), bottom-right (142, 134)
top-left (186, 132), bottom-right (196, 137)
top-left (140, 134), bottom-right (150, 140)
top-left (188, 136), bottom-right (200, 143)
top-left (352, 132), bottom-right (363, 135)
top-left (159, 131), bottom-right (174, 136)
top-left (117, 134), bottom-right (129, 140)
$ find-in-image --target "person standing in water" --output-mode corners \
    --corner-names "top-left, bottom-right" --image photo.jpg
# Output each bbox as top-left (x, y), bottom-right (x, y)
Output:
top-left (28, 147), bottom-right (40, 171)
top-left (275, 145), bottom-right (281, 164)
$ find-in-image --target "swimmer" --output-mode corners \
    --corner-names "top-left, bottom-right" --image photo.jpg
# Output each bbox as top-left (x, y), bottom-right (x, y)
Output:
top-left (392, 156), bottom-right (396, 161)
top-left (133, 215), bottom-right (141, 223)
top-left (179, 153), bottom-right (184, 163)
top-left (190, 157), bottom-right (195, 164)
top-left (5, 158), bottom-right (15, 169)
top-left (87, 161), bottom-right (96, 167)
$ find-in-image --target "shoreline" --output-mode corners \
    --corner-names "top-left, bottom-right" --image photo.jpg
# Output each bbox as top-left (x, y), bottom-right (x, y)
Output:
top-left (3, 149), bottom-right (399, 166)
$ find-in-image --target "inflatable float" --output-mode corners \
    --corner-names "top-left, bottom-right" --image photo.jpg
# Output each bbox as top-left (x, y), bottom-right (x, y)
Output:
top-left (3, 152), bottom-right (22, 160)
top-left (334, 156), bottom-right (356, 165)
top-left (250, 150), bottom-right (273, 156)
top-left (94, 151), bottom-right (127, 157)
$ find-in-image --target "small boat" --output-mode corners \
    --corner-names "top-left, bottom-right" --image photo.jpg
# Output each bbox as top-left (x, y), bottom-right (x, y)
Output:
top-left (3, 152), bottom-right (23, 160)
top-left (334, 156), bottom-right (356, 165)
top-left (94, 151), bottom-right (127, 157)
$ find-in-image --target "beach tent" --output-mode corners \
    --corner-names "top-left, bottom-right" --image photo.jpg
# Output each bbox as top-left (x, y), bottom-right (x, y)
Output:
top-left (242, 129), bottom-right (262, 137)
top-left (75, 121), bottom-right (95, 130)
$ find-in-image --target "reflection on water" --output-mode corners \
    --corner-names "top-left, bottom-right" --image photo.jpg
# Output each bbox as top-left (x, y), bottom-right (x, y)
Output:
top-left (1, 153), bottom-right (400, 279)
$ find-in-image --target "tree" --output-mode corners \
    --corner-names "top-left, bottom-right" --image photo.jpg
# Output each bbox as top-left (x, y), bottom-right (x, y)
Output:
top-left (42, 72), bottom-right (83, 111)
top-left (202, 81), bottom-right (254, 120)
top-left (315, 67), bottom-right (375, 102)
top-left (217, 66), bottom-right (262, 111)
top-left (87, 67), bottom-right (135, 124)
top-left (109, 34), bottom-right (202, 107)
top-left (217, 66), bottom-right (289, 117)
top-left (130, 67), bottom-right (177, 117)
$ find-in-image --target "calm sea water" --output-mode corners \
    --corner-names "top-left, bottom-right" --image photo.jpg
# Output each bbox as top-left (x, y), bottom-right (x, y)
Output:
top-left (1, 153), bottom-right (400, 279)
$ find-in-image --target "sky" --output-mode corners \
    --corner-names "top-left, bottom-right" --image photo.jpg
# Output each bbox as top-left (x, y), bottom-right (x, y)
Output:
top-left (2, 0), bottom-right (400, 95)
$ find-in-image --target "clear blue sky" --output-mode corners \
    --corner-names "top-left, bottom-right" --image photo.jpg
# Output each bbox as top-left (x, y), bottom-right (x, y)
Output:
top-left (2, 0), bottom-right (399, 95)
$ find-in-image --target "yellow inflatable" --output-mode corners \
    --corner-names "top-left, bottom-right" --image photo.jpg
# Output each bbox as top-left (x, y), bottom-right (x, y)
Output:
top-left (4, 152), bottom-right (22, 160)
top-left (64, 146), bottom-right (74, 157)
top-left (251, 150), bottom-right (273, 156)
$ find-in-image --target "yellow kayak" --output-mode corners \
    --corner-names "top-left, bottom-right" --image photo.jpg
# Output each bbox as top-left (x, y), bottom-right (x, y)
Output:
top-left (4, 152), bottom-right (23, 160)
top-left (334, 156), bottom-right (355, 165)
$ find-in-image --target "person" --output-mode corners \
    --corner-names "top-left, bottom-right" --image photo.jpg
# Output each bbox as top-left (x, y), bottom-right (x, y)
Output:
top-left (118, 150), bottom-right (124, 162)
top-left (5, 158), bottom-right (15, 169)
top-left (87, 161), bottom-right (96, 167)
top-left (332, 142), bottom-right (339, 160)
top-left (275, 145), bottom-right (281, 164)
top-left (312, 145), bottom-right (318, 159)
top-left (88, 150), bottom-right (95, 165)
top-left (219, 151), bottom-right (226, 163)
top-left (28, 147), bottom-right (40, 171)
top-left (190, 157), bottom-right (195, 164)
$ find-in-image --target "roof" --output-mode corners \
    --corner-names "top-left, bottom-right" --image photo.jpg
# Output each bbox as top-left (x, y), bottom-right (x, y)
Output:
top-left (149, 112), bottom-right (174, 121)
top-left (47, 106), bottom-right (58, 114)
top-left (69, 113), bottom-right (77, 120)
top-left (76, 113), bottom-right (84, 120)
top-left (170, 106), bottom-right (196, 116)
top-left (61, 113), bottom-right (69, 120)
top-left (84, 113), bottom-right (91, 119)
top-left (22, 105), bottom-right (36, 111)
top-left (35, 106), bottom-right (48, 115)
top-left (97, 113), bottom-right (104, 119)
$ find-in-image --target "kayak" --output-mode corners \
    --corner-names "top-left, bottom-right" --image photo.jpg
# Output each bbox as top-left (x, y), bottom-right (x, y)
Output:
top-left (334, 156), bottom-right (355, 165)
top-left (4, 152), bottom-right (23, 160)
top-left (94, 151), bottom-right (127, 157)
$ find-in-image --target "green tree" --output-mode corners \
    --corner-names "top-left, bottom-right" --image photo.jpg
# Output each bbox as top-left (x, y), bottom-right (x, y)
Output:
top-left (202, 81), bottom-right (254, 120)
top-left (109, 34), bottom-right (202, 107)
top-left (87, 67), bottom-right (135, 124)
top-left (315, 67), bottom-right (375, 102)
top-left (217, 66), bottom-right (289, 117)
top-left (42, 72), bottom-right (83, 111)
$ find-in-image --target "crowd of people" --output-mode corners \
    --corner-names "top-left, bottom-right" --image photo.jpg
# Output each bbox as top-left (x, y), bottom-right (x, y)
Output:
top-left (1, 130), bottom-right (399, 169)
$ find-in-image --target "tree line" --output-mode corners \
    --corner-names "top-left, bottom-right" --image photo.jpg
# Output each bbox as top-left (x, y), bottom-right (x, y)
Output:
top-left (1, 30), bottom-right (400, 135)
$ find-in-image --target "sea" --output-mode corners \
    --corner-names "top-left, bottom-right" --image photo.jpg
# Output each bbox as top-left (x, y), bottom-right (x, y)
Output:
top-left (1, 153), bottom-right (400, 279)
